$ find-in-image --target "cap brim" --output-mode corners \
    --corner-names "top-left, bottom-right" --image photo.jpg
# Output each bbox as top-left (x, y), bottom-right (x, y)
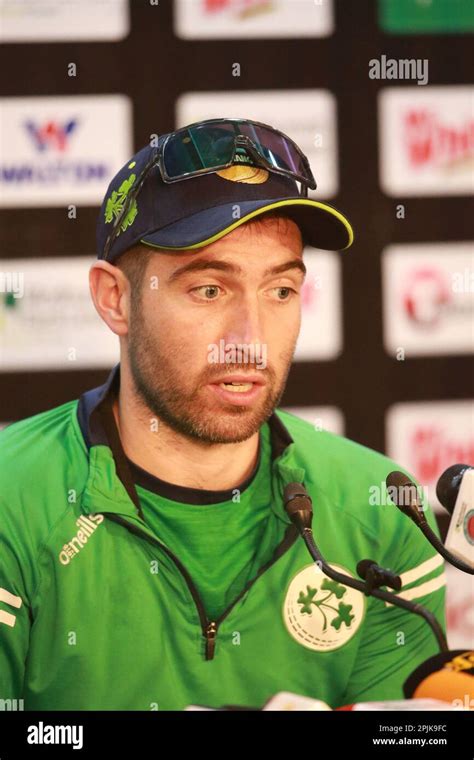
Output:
top-left (140, 198), bottom-right (354, 253)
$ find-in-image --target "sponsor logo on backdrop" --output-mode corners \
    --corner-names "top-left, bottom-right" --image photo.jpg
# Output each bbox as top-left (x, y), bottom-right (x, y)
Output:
top-left (382, 243), bottom-right (473, 357)
top-left (0, 96), bottom-right (132, 207)
top-left (379, 86), bottom-right (474, 196)
top-left (0, 0), bottom-right (129, 42)
top-left (176, 89), bottom-right (339, 198)
top-left (174, 0), bottom-right (334, 39)
top-left (402, 269), bottom-right (451, 327)
top-left (24, 119), bottom-right (78, 152)
top-left (386, 400), bottom-right (474, 512)
top-left (283, 406), bottom-right (344, 435)
top-left (379, 0), bottom-right (474, 34)
top-left (0, 257), bottom-right (119, 371)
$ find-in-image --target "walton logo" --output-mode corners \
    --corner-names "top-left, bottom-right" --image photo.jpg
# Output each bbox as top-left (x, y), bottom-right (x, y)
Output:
top-left (59, 514), bottom-right (104, 565)
top-left (283, 563), bottom-right (365, 652)
top-left (24, 119), bottom-right (78, 152)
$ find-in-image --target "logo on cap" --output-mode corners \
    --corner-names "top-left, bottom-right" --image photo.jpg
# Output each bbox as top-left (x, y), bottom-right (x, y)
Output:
top-left (216, 164), bottom-right (269, 184)
top-left (104, 161), bottom-right (138, 234)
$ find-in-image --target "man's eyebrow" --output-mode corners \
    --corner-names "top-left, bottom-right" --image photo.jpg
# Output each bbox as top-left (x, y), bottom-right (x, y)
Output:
top-left (167, 257), bottom-right (306, 283)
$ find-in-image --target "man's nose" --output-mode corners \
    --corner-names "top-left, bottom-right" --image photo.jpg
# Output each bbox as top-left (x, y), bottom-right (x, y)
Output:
top-left (222, 293), bottom-right (265, 347)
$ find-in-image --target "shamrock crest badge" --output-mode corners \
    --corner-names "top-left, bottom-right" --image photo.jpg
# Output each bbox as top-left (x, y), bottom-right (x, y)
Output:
top-left (283, 563), bottom-right (366, 652)
top-left (104, 161), bottom-right (138, 234)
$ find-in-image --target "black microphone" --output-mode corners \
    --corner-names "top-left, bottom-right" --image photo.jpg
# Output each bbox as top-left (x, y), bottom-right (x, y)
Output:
top-left (436, 464), bottom-right (474, 571)
top-left (436, 464), bottom-right (472, 514)
top-left (386, 470), bottom-right (474, 575)
top-left (357, 559), bottom-right (402, 593)
top-left (283, 481), bottom-right (313, 530)
top-left (283, 482), bottom-right (448, 653)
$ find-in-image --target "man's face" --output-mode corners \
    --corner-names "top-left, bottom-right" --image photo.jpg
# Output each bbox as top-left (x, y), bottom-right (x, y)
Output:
top-left (126, 217), bottom-right (305, 444)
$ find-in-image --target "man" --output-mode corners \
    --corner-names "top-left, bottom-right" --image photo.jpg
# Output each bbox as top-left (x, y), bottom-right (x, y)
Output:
top-left (0, 118), bottom-right (446, 711)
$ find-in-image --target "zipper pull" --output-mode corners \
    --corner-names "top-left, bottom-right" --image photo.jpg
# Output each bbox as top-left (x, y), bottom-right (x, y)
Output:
top-left (204, 621), bottom-right (217, 660)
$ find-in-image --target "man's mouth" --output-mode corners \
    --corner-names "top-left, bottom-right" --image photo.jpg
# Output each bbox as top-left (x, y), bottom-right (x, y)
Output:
top-left (218, 381), bottom-right (254, 393)
top-left (212, 373), bottom-right (264, 384)
top-left (207, 375), bottom-right (266, 405)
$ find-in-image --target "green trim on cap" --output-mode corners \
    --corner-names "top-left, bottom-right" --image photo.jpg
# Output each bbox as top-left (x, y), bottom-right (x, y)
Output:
top-left (140, 198), bottom-right (354, 252)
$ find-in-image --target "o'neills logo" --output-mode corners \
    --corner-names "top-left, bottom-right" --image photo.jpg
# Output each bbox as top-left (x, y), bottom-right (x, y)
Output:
top-left (58, 514), bottom-right (104, 565)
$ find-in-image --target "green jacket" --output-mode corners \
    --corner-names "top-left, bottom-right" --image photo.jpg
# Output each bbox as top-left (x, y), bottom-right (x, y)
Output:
top-left (0, 365), bottom-right (446, 710)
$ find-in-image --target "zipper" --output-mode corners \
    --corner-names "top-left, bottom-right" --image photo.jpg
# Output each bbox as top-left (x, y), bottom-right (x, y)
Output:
top-left (103, 512), bottom-right (298, 661)
top-left (204, 621), bottom-right (217, 660)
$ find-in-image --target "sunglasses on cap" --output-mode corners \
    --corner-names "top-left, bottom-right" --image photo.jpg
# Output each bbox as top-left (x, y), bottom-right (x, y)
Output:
top-left (161, 118), bottom-right (316, 189)
top-left (103, 117), bottom-right (317, 261)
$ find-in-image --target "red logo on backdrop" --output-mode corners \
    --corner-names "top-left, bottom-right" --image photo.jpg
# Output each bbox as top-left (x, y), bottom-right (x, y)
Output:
top-left (404, 108), bottom-right (474, 169)
top-left (410, 426), bottom-right (474, 485)
top-left (403, 268), bottom-right (451, 327)
top-left (24, 119), bottom-right (78, 152)
top-left (204, 0), bottom-right (273, 15)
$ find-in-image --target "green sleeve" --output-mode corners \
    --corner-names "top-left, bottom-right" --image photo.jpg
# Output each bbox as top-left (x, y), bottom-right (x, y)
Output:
top-left (340, 490), bottom-right (447, 707)
top-left (0, 532), bottom-right (30, 704)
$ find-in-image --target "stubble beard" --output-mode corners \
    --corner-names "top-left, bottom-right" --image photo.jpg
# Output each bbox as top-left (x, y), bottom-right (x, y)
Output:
top-left (127, 305), bottom-right (294, 445)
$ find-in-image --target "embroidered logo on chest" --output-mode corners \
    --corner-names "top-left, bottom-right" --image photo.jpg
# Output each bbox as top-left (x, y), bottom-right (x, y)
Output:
top-left (58, 514), bottom-right (104, 566)
top-left (283, 563), bottom-right (366, 652)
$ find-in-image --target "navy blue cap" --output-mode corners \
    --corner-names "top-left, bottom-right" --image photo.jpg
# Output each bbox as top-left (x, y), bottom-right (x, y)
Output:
top-left (97, 131), bottom-right (354, 263)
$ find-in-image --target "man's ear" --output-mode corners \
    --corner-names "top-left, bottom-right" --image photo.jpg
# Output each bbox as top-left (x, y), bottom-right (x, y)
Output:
top-left (89, 261), bottom-right (130, 336)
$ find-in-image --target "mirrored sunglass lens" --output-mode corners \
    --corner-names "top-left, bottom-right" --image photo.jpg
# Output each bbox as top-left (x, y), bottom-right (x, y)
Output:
top-left (240, 124), bottom-right (306, 177)
top-left (164, 123), bottom-right (235, 177)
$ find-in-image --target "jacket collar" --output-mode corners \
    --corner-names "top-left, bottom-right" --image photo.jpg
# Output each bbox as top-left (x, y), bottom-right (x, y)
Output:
top-left (77, 364), bottom-right (304, 524)
top-left (77, 363), bottom-right (121, 449)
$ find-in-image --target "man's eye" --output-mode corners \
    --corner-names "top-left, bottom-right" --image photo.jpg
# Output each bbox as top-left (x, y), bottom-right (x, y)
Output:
top-left (191, 285), bottom-right (221, 300)
top-left (272, 286), bottom-right (298, 301)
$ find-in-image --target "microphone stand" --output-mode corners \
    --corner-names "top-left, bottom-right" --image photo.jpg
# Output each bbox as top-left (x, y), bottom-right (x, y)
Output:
top-left (284, 482), bottom-right (448, 653)
top-left (386, 471), bottom-right (474, 575)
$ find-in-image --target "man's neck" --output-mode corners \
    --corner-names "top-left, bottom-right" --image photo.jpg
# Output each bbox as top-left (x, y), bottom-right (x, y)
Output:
top-left (112, 386), bottom-right (261, 492)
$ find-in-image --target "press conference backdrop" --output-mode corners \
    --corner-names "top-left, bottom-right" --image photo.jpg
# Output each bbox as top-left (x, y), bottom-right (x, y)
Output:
top-left (0, 0), bottom-right (472, 649)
